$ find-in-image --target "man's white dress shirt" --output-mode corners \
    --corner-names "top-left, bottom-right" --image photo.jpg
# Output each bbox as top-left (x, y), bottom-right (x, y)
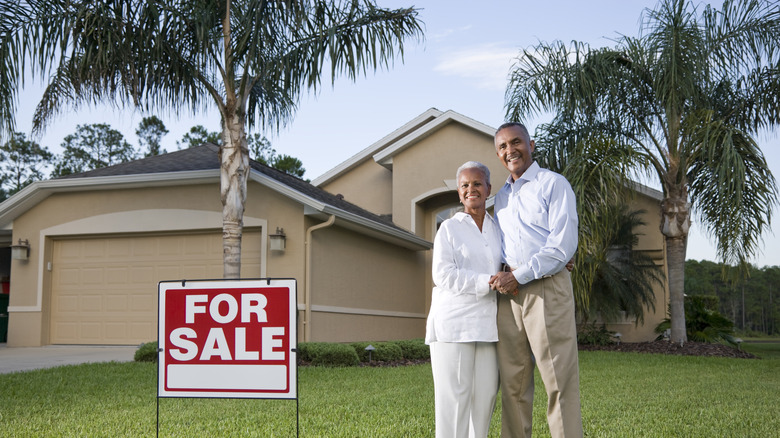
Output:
top-left (494, 161), bottom-right (578, 285)
top-left (425, 211), bottom-right (502, 344)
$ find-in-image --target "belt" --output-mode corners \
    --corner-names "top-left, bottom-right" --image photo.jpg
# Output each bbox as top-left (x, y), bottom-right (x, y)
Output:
top-left (500, 263), bottom-right (554, 279)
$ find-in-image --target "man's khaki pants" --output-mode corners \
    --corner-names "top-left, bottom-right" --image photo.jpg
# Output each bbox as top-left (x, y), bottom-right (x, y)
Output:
top-left (496, 269), bottom-right (582, 438)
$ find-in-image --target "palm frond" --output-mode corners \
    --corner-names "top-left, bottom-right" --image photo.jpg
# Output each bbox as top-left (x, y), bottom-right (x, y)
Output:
top-left (687, 118), bottom-right (778, 269)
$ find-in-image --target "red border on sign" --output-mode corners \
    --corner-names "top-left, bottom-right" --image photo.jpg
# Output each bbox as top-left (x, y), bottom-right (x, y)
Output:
top-left (158, 279), bottom-right (297, 399)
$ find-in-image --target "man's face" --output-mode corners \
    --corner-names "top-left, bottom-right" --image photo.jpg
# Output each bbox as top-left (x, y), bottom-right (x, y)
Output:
top-left (495, 125), bottom-right (535, 180)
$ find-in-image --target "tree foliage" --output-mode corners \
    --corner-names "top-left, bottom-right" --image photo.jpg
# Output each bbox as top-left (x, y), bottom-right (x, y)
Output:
top-left (0, 131), bottom-right (53, 198)
top-left (655, 295), bottom-right (738, 345)
top-left (52, 123), bottom-right (137, 177)
top-left (136, 116), bottom-right (169, 157)
top-left (248, 133), bottom-right (306, 178)
top-left (177, 125), bottom-right (221, 149)
top-left (535, 133), bottom-right (664, 325)
top-left (504, 0), bottom-right (780, 343)
top-left (685, 260), bottom-right (780, 336)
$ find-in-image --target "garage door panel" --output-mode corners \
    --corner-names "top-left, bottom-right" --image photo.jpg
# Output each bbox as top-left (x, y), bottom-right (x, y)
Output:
top-left (106, 267), bottom-right (129, 284)
top-left (50, 231), bottom-right (261, 345)
top-left (107, 239), bottom-right (131, 257)
top-left (82, 267), bottom-right (104, 284)
top-left (105, 295), bottom-right (128, 311)
top-left (58, 268), bottom-right (81, 285)
top-left (79, 295), bottom-right (103, 312)
top-left (83, 240), bottom-right (106, 258)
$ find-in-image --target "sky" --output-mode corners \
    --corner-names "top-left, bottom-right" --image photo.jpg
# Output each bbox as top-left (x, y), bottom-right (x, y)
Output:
top-left (11, 0), bottom-right (780, 267)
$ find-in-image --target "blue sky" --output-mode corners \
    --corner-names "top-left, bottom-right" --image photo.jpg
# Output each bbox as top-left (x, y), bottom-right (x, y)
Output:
top-left (12, 0), bottom-right (779, 267)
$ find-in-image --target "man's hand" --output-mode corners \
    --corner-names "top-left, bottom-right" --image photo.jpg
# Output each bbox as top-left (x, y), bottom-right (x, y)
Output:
top-left (489, 271), bottom-right (519, 296)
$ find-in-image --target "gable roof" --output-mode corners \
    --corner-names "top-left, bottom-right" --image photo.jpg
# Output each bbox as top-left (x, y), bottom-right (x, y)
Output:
top-left (372, 110), bottom-right (495, 170)
top-left (312, 108), bottom-right (496, 186)
top-left (0, 144), bottom-right (431, 250)
top-left (311, 108), bottom-right (444, 186)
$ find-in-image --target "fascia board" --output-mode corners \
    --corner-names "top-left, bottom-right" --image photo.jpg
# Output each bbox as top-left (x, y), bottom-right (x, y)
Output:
top-left (320, 204), bottom-right (432, 250)
top-left (250, 171), bottom-right (431, 250)
top-left (627, 180), bottom-right (663, 201)
top-left (0, 170), bottom-right (219, 228)
top-left (311, 108), bottom-right (444, 187)
top-left (373, 110), bottom-right (496, 168)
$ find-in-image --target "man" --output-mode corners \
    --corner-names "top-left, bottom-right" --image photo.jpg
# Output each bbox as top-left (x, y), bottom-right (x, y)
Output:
top-left (489, 122), bottom-right (582, 438)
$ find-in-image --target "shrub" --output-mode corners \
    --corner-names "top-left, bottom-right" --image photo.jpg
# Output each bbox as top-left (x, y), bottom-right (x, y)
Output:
top-left (296, 342), bottom-right (326, 363)
top-left (655, 295), bottom-right (737, 345)
top-left (393, 338), bottom-right (430, 360)
top-left (134, 341), bottom-right (159, 362)
top-left (577, 323), bottom-right (616, 345)
top-left (297, 342), bottom-right (359, 367)
top-left (351, 341), bottom-right (403, 362)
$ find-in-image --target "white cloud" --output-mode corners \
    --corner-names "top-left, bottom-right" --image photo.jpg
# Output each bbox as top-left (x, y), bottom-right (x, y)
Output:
top-left (434, 43), bottom-right (518, 91)
top-left (430, 25), bottom-right (473, 42)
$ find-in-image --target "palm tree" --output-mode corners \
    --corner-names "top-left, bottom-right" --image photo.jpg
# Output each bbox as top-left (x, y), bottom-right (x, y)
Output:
top-left (534, 131), bottom-right (664, 325)
top-left (504, 0), bottom-right (780, 343)
top-left (0, 0), bottom-right (423, 278)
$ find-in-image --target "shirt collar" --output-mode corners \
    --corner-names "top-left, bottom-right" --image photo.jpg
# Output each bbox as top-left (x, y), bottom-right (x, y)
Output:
top-left (452, 211), bottom-right (470, 222)
top-left (503, 161), bottom-right (540, 186)
top-left (452, 211), bottom-right (493, 224)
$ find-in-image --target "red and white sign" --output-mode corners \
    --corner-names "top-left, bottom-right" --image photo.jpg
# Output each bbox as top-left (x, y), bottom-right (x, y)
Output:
top-left (158, 279), bottom-right (296, 399)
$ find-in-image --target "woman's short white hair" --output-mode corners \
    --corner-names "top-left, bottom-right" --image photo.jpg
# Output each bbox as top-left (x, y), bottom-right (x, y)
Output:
top-left (456, 161), bottom-right (490, 184)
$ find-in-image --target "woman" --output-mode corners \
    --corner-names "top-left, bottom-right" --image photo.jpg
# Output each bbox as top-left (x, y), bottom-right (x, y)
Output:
top-left (425, 161), bottom-right (502, 438)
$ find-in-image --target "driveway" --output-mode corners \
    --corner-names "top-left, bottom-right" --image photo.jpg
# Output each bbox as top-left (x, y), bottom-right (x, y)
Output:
top-left (0, 344), bottom-right (138, 374)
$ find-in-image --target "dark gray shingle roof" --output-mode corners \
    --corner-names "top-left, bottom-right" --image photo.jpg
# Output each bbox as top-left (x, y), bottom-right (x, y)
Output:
top-left (59, 143), bottom-right (402, 231)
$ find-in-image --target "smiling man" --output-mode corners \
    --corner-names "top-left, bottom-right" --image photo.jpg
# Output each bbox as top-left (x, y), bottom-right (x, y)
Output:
top-left (489, 122), bottom-right (582, 438)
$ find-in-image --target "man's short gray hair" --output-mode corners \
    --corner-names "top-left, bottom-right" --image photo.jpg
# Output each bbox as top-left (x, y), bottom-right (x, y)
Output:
top-left (456, 161), bottom-right (490, 184)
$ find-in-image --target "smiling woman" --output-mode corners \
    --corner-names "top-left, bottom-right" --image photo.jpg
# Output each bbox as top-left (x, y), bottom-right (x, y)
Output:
top-left (426, 160), bottom-right (501, 438)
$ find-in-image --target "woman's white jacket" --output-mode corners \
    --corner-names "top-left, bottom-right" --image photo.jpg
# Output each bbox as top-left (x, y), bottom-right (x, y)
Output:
top-left (425, 211), bottom-right (502, 344)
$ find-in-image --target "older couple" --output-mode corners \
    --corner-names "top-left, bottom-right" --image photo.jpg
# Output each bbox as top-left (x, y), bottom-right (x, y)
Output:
top-left (425, 123), bottom-right (583, 438)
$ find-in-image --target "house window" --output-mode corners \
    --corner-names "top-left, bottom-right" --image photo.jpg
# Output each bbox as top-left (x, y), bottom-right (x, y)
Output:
top-left (436, 205), bottom-right (463, 231)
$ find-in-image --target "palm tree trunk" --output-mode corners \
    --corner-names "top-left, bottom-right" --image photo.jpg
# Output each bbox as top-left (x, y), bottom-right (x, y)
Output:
top-left (220, 112), bottom-right (249, 279)
top-left (665, 234), bottom-right (687, 344)
top-left (661, 193), bottom-right (690, 344)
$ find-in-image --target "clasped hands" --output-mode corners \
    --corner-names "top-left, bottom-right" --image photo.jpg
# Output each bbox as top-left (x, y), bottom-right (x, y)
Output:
top-left (488, 272), bottom-right (519, 296)
top-left (489, 259), bottom-right (575, 297)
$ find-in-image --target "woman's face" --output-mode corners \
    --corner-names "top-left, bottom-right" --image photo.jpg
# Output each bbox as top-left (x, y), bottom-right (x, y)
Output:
top-left (458, 167), bottom-right (491, 213)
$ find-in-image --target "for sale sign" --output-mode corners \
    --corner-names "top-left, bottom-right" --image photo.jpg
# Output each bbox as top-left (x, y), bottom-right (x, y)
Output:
top-left (158, 279), bottom-right (296, 399)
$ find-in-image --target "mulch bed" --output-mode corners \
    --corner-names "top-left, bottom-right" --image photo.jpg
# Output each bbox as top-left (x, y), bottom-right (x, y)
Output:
top-left (577, 340), bottom-right (758, 359)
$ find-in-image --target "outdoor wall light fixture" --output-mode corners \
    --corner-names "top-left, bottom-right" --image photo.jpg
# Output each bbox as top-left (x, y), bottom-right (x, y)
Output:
top-left (10, 239), bottom-right (30, 261)
top-left (269, 227), bottom-right (286, 252)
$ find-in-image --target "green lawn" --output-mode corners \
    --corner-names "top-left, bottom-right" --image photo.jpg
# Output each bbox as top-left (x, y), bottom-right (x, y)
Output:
top-left (1, 349), bottom-right (778, 437)
top-left (741, 340), bottom-right (780, 360)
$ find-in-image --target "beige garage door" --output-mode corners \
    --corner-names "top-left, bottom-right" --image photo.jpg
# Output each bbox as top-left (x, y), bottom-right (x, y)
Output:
top-left (50, 231), bottom-right (262, 345)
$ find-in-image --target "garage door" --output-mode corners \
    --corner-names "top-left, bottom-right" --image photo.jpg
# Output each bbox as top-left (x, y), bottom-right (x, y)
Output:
top-left (50, 231), bottom-right (262, 345)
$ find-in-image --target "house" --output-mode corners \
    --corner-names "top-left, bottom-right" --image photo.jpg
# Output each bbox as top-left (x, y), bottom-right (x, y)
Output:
top-left (0, 108), bottom-right (668, 346)
top-left (313, 108), bottom-right (669, 342)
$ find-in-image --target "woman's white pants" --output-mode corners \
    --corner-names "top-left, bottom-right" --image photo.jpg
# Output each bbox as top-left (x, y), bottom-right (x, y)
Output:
top-left (430, 341), bottom-right (499, 438)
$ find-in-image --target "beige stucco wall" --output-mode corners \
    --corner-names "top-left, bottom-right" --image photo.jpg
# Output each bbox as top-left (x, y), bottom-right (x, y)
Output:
top-left (307, 226), bottom-right (426, 342)
top-left (390, 123), bottom-right (506, 233)
top-left (6, 180), bottom-right (310, 346)
top-left (320, 159), bottom-right (393, 216)
top-left (603, 190), bottom-right (670, 342)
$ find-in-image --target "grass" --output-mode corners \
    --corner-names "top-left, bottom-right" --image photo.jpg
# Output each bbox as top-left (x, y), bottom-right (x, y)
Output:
top-left (741, 340), bottom-right (780, 360)
top-left (1, 347), bottom-right (778, 437)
